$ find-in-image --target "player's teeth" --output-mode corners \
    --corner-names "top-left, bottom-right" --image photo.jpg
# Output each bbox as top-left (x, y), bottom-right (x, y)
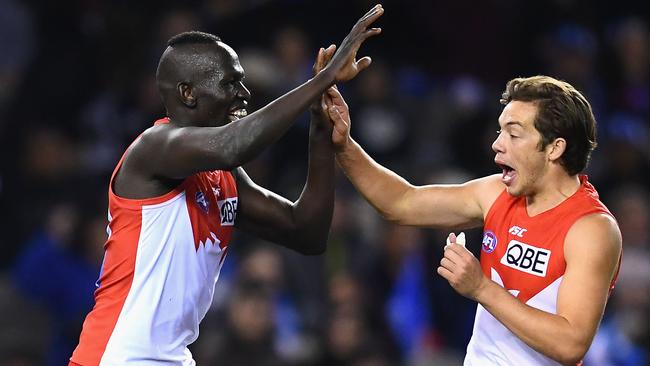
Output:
top-left (232, 110), bottom-right (247, 118)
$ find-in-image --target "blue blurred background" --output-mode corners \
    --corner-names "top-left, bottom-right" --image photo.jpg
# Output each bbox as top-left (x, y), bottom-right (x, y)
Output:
top-left (1, 0), bottom-right (649, 365)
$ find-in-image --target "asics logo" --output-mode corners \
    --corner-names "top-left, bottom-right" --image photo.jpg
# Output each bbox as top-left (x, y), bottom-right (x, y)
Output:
top-left (508, 225), bottom-right (527, 238)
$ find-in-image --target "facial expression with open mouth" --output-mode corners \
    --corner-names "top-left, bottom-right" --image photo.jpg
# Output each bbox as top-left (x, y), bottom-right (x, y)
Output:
top-left (492, 100), bottom-right (549, 197)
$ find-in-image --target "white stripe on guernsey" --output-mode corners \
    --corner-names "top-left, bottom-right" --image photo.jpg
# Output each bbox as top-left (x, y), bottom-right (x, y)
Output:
top-left (464, 270), bottom-right (563, 366)
top-left (96, 210), bottom-right (113, 289)
top-left (525, 276), bottom-right (562, 315)
top-left (106, 209), bottom-right (113, 238)
top-left (489, 268), bottom-right (520, 297)
top-left (100, 192), bottom-right (226, 365)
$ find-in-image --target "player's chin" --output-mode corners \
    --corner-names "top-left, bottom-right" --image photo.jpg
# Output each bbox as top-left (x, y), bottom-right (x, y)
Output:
top-left (506, 184), bottom-right (523, 197)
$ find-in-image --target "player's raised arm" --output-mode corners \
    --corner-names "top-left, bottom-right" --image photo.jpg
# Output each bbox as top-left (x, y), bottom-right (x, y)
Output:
top-left (326, 87), bottom-right (502, 229)
top-left (233, 46), bottom-right (339, 254)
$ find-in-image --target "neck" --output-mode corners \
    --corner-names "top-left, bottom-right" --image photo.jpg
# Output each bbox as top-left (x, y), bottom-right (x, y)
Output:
top-left (166, 105), bottom-right (211, 127)
top-left (525, 171), bottom-right (581, 216)
top-left (166, 109), bottom-right (190, 127)
top-left (167, 115), bottom-right (210, 127)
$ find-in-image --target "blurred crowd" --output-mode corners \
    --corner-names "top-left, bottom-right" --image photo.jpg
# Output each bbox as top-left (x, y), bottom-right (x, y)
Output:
top-left (1, 0), bottom-right (649, 365)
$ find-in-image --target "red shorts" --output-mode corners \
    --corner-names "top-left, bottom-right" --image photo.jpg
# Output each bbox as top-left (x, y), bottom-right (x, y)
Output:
top-left (69, 362), bottom-right (82, 366)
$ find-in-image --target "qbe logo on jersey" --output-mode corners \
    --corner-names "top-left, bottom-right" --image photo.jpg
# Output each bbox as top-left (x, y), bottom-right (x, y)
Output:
top-left (218, 198), bottom-right (238, 226)
top-left (500, 240), bottom-right (551, 277)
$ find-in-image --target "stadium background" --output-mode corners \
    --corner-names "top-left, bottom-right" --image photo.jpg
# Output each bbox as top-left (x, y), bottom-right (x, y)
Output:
top-left (1, 0), bottom-right (649, 364)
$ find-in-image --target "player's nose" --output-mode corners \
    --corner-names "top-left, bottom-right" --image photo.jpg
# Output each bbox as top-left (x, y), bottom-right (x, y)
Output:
top-left (492, 132), bottom-right (505, 153)
top-left (236, 81), bottom-right (251, 101)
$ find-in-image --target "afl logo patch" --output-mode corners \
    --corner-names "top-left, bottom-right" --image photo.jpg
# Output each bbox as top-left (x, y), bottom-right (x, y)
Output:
top-left (482, 231), bottom-right (497, 253)
top-left (195, 191), bottom-right (209, 214)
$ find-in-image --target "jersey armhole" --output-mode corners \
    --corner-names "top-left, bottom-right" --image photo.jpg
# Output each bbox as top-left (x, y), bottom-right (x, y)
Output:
top-left (483, 188), bottom-right (509, 225)
top-left (108, 137), bottom-right (188, 209)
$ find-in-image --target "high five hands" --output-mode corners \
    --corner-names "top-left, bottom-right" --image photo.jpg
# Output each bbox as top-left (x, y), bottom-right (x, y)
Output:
top-left (312, 7), bottom-right (489, 304)
top-left (312, 47), bottom-right (352, 149)
top-left (310, 4), bottom-right (383, 144)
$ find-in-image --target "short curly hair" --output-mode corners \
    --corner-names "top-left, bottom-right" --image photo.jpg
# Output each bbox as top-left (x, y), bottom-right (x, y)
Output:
top-left (167, 31), bottom-right (221, 47)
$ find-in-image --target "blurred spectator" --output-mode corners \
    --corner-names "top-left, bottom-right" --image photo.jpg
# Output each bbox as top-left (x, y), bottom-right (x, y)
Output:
top-left (539, 23), bottom-right (607, 119)
top-left (585, 185), bottom-right (650, 365)
top-left (237, 245), bottom-right (313, 363)
top-left (266, 26), bottom-right (316, 185)
top-left (318, 307), bottom-right (372, 366)
top-left (384, 225), bottom-right (434, 359)
top-left (11, 202), bottom-right (102, 366)
top-left (351, 63), bottom-right (410, 164)
top-left (272, 26), bottom-right (314, 91)
top-left (608, 17), bottom-right (650, 116)
top-left (0, 0), bottom-right (35, 121)
top-left (195, 280), bottom-right (282, 366)
top-left (0, 275), bottom-right (49, 366)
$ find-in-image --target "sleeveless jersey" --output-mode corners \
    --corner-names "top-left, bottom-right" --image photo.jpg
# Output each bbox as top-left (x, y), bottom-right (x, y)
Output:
top-left (465, 175), bottom-right (616, 366)
top-left (71, 118), bottom-right (238, 366)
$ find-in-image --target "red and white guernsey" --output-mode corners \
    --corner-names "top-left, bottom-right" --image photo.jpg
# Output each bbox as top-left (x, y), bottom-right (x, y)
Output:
top-left (71, 118), bottom-right (238, 366)
top-left (465, 175), bottom-right (617, 365)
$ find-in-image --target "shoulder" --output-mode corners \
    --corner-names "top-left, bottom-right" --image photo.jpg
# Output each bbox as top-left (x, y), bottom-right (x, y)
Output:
top-left (115, 125), bottom-right (173, 179)
top-left (569, 213), bottom-right (620, 242)
top-left (565, 213), bottom-right (622, 263)
top-left (137, 123), bottom-right (174, 146)
top-left (466, 174), bottom-right (506, 217)
top-left (127, 124), bottom-right (176, 159)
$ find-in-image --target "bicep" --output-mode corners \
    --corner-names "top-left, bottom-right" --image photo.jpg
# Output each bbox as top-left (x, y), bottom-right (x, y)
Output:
top-left (556, 214), bottom-right (622, 345)
top-left (395, 174), bottom-right (503, 229)
top-left (146, 126), bottom-right (237, 179)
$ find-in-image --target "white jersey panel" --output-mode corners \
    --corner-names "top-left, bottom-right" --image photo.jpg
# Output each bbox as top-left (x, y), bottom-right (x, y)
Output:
top-left (465, 269), bottom-right (563, 366)
top-left (100, 192), bottom-right (226, 365)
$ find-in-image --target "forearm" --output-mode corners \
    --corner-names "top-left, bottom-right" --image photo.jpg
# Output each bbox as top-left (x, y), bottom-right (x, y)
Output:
top-left (476, 280), bottom-right (591, 365)
top-left (335, 138), bottom-right (412, 221)
top-left (217, 71), bottom-right (336, 168)
top-left (289, 114), bottom-right (335, 254)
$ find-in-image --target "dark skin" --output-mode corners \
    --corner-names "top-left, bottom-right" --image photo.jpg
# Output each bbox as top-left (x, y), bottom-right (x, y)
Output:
top-left (113, 5), bottom-right (384, 254)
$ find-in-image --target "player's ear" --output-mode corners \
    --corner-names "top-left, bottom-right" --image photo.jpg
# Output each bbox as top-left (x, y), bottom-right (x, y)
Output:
top-left (547, 137), bottom-right (566, 162)
top-left (178, 82), bottom-right (197, 108)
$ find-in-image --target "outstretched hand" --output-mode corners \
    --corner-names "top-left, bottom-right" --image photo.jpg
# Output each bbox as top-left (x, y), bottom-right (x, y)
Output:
top-left (324, 4), bottom-right (383, 83)
top-left (313, 45), bottom-right (336, 77)
top-left (312, 44), bottom-right (353, 150)
top-left (310, 45), bottom-right (337, 117)
top-left (325, 87), bottom-right (351, 152)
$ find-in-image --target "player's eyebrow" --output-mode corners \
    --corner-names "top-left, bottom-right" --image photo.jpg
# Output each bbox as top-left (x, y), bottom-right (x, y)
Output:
top-left (497, 120), bottom-right (524, 129)
top-left (505, 121), bottom-right (524, 127)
